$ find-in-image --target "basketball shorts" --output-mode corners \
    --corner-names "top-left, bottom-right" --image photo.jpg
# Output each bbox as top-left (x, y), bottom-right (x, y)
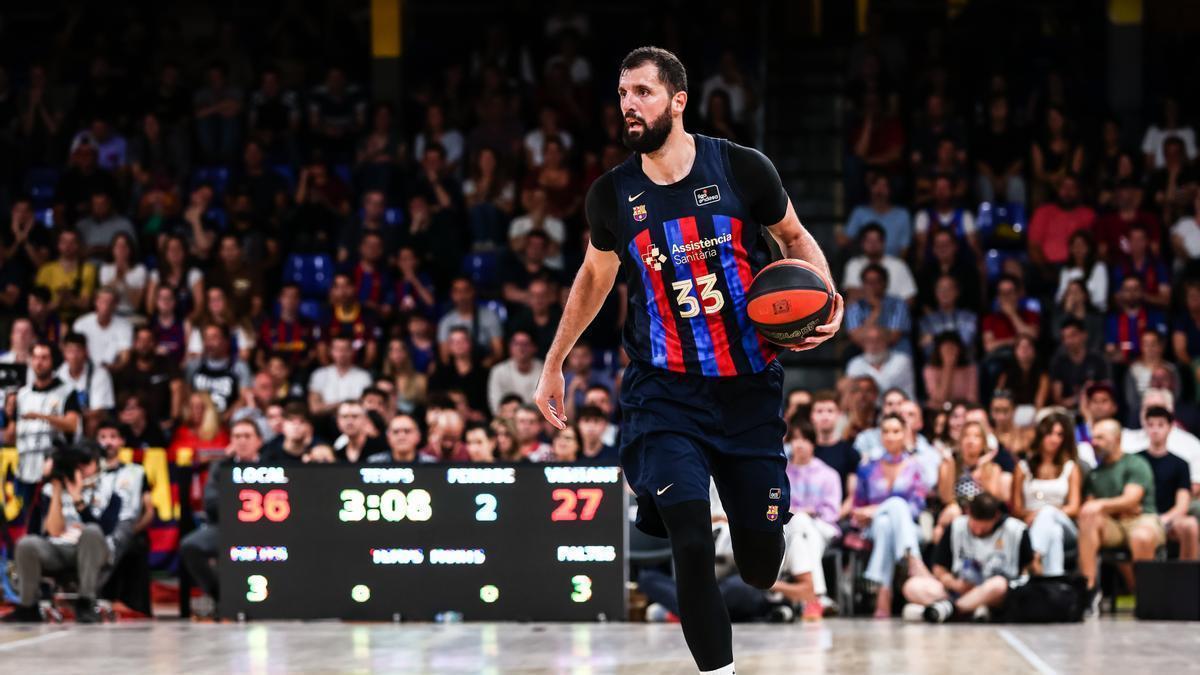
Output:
top-left (618, 358), bottom-right (792, 538)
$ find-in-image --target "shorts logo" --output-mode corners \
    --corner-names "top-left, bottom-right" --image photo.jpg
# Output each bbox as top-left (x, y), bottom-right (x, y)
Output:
top-left (766, 505), bottom-right (779, 521)
top-left (632, 204), bottom-right (648, 222)
top-left (768, 488), bottom-right (782, 500)
top-left (694, 184), bottom-right (721, 206)
top-left (641, 244), bottom-right (667, 271)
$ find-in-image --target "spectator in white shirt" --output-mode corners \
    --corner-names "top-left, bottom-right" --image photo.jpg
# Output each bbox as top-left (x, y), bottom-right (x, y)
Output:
top-left (72, 287), bottom-right (132, 367)
top-left (1142, 97), bottom-right (1197, 170)
top-left (524, 106), bottom-right (573, 168)
top-left (56, 332), bottom-right (114, 436)
top-left (487, 331), bottom-right (544, 414)
top-left (308, 336), bottom-right (373, 417)
top-left (1170, 190), bottom-right (1200, 264)
top-left (845, 326), bottom-right (915, 401)
top-left (842, 223), bottom-right (917, 303)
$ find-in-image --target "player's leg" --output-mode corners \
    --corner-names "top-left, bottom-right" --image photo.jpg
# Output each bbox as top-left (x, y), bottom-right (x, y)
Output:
top-left (710, 451), bottom-right (790, 590)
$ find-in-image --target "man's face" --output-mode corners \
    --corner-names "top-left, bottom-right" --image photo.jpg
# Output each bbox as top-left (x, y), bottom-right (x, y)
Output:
top-left (219, 237), bottom-right (241, 265)
top-left (861, 231), bottom-right (884, 258)
top-left (360, 235), bottom-right (383, 263)
top-left (1089, 391), bottom-right (1118, 421)
top-left (1057, 178), bottom-right (1080, 207)
top-left (1092, 422), bottom-right (1121, 460)
top-left (1119, 279), bottom-right (1143, 310)
top-left (584, 389), bottom-right (612, 415)
top-left (529, 281), bottom-right (554, 313)
top-left (364, 192), bottom-right (385, 221)
top-left (90, 193), bottom-right (112, 219)
top-left (11, 201), bottom-right (33, 226)
top-left (618, 64), bottom-right (677, 154)
top-left (933, 177), bottom-right (952, 204)
top-left (30, 345), bottom-right (53, 379)
top-left (465, 429), bottom-right (495, 462)
top-left (934, 277), bottom-right (958, 308)
top-left (810, 401), bottom-right (839, 433)
top-left (331, 276), bottom-right (354, 305)
top-left (515, 410), bottom-right (541, 444)
top-left (253, 374), bottom-right (273, 403)
top-left (1146, 415), bottom-right (1172, 447)
top-left (578, 417), bottom-right (606, 445)
top-left (58, 232), bottom-right (79, 259)
top-left (854, 379), bottom-right (878, 409)
top-left (331, 340), bottom-right (354, 367)
top-left (95, 291), bottom-right (115, 319)
top-left (869, 177), bottom-right (890, 203)
top-left (337, 404), bottom-right (364, 437)
top-left (524, 236), bottom-right (548, 265)
top-left (203, 328), bottom-right (226, 358)
top-left (447, 331), bottom-right (472, 358)
top-left (990, 398), bottom-right (1014, 428)
top-left (280, 287), bottom-right (300, 315)
top-left (567, 345), bottom-right (592, 373)
top-left (97, 427), bottom-right (124, 456)
top-left (509, 333), bottom-right (535, 364)
top-left (230, 424), bottom-right (262, 461)
top-left (265, 405), bottom-right (284, 434)
top-left (243, 142), bottom-right (263, 168)
top-left (388, 417), bottom-right (420, 453)
top-left (968, 515), bottom-right (999, 538)
top-left (63, 342), bottom-right (85, 369)
top-left (862, 328), bottom-right (886, 356)
top-left (1061, 326), bottom-right (1084, 352)
top-left (862, 271), bottom-right (886, 300)
top-left (451, 281), bottom-right (474, 308)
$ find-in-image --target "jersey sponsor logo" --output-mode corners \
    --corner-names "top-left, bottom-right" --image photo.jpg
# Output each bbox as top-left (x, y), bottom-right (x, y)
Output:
top-left (632, 204), bottom-right (647, 222)
top-left (694, 184), bottom-right (721, 206)
top-left (766, 504), bottom-right (779, 521)
top-left (641, 244), bottom-right (667, 271)
top-left (670, 231), bottom-right (731, 265)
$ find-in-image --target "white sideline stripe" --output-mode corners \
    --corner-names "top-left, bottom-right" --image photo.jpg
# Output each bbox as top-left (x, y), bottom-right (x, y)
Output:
top-left (998, 628), bottom-right (1058, 675)
top-left (0, 630), bottom-right (71, 652)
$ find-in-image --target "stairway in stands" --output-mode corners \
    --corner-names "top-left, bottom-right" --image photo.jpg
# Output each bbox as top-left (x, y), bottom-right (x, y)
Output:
top-left (762, 11), bottom-right (852, 392)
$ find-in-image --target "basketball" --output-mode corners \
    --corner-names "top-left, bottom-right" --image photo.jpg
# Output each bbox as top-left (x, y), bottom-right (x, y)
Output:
top-left (746, 259), bottom-right (834, 347)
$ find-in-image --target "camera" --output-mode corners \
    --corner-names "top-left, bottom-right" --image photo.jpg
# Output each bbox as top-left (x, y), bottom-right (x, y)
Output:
top-left (48, 442), bottom-right (100, 485)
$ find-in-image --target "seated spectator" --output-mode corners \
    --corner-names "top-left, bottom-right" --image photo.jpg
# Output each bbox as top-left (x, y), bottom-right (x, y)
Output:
top-left (845, 325), bottom-right (914, 400)
top-left (1169, 190), bottom-right (1200, 267)
top-left (514, 403), bottom-right (551, 459)
top-left (842, 224), bottom-right (917, 305)
top-left (230, 372), bottom-right (278, 441)
top-left (1125, 330), bottom-right (1180, 425)
top-left (545, 425), bottom-right (583, 463)
top-left (187, 286), bottom-right (256, 364)
top-left (842, 375), bottom-right (880, 442)
top-left (848, 91), bottom-right (907, 204)
top-left (208, 234), bottom-right (265, 320)
top-left (56, 332), bottom-right (114, 435)
top-left (95, 420), bottom-right (154, 615)
top-left (501, 231), bottom-right (563, 308)
top-left (308, 336), bottom-right (373, 417)
top-left (26, 287), bottom-right (63, 347)
top-left (912, 139), bottom-right (969, 209)
top-left (1027, 174), bottom-right (1095, 281)
top-left (246, 67), bottom-right (301, 163)
top-left (973, 95), bottom-right (1027, 205)
top-left (37, 229), bottom-right (97, 324)
top-left (332, 400), bottom-right (387, 463)
top-left (94, 236), bottom-right (145, 323)
top-left (838, 172), bottom-right (912, 257)
top-left (4, 443), bottom-right (130, 623)
top-left (1029, 106), bottom-right (1086, 207)
top-left (109, 325), bottom-right (182, 426)
top-left (1138, 406), bottom-right (1199, 561)
top-left (169, 392), bottom-right (231, 460)
top-left (1121, 389), bottom-right (1200, 480)
top-left (918, 277), bottom-right (976, 362)
top-left (367, 413), bottom-right (431, 464)
top-left (577, 405), bottom-right (619, 465)
top-left (1094, 179), bottom-right (1162, 263)
top-left (422, 406), bottom-right (468, 461)
top-left (1053, 278), bottom-right (1105, 356)
top-left (257, 284), bottom-right (316, 370)
top-left (1050, 318), bottom-right (1110, 408)
top-left (1077, 419), bottom-right (1165, 607)
top-left (192, 61), bottom-right (243, 164)
top-left (521, 136), bottom-right (580, 221)
top-left (71, 286), bottom-right (133, 368)
top-left (1055, 230), bottom-right (1108, 311)
top-left (187, 324), bottom-right (253, 416)
top-left (561, 342), bottom-right (615, 421)
top-left (0, 317), bottom-right (35, 370)
top-left (491, 418), bottom-right (522, 462)
top-left (1104, 276), bottom-right (1168, 366)
top-left (810, 392), bottom-right (860, 518)
top-left (437, 277), bottom-right (504, 367)
top-left (935, 421), bottom-right (1007, 540)
top-left (76, 190), bottom-right (136, 261)
top-left (917, 230), bottom-right (983, 315)
top-left (902, 493), bottom-right (1032, 623)
top-left (463, 147), bottom-right (517, 250)
top-left (1173, 280), bottom-right (1200, 392)
top-left (487, 331), bottom-right (543, 414)
top-left (997, 335), bottom-right (1049, 411)
top-left (178, 420), bottom-right (261, 612)
top-left (342, 232), bottom-right (394, 320)
top-left (923, 332), bottom-right (978, 409)
top-left (146, 234), bottom-right (204, 321)
top-left (851, 413), bottom-right (928, 618)
top-left (55, 142), bottom-right (118, 226)
top-left (505, 276), bottom-right (564, 358)
top-left (846, 263), bottom-right (911, 354)
top-left (1142, 97), bottom-right (1196, 170)
top-left (261, 403), bottom-right (331, 464)
top-left (355, 101), bottom-right (404, 193)
top-left (913, 174), bottom-right (978, 264)
top-left (852, 388), bottom-right (909, 458)
top-left (464, 422), bottom-right (499, 463)
top-left (380, 337), bottom-right (428, 414)
top-left (777, 419), bottom-right (842, 620)
top-left (1111, 225), bottom-right (1170, 309)
top-left (337, 191), bottom-right (399, 264)
top-left (414, 102), bottom-right (465, 170)
top-left (1147, 137), bottom-right (1198, 225)
top-left (321, 273), bottom-right (382, 366)
top-left (393, 247), bottom-right (436, 318)
top-left (1012, 414), bottom-right (1082, 576)
top-left (583, 383), bottom-right (620, 447)
top-left (308, 66), bottom-right (366, 161)
top-left (429, 327), bottom-right (490, 415)
top-left (117, 393), bottom-right (169, 449)
top-left (523, 106), bottom-right (572, 168)
top-left (509, 187), bottom-right (565, 269)
top-left (963, 404), bottom-right (1018, 474)
top-left (982, 274), bottom-right (1040, 364)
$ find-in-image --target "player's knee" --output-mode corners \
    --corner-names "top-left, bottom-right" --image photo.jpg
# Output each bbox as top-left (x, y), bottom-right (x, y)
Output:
top-left (731, 528), bottom-right (784, 590)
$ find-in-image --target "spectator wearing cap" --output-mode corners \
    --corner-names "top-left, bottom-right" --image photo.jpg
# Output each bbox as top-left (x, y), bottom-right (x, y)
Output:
top-left (839, 173), bottom-right (912, 258)
top-left (1049, 318), bottom-right (1110, 409)
top-left (72, 286), bottom-right (132, 367)
top-left (1110, 225), bottom-right (1170, 309)
top-left (1137, 406), bottom-right (1200, 561)
top-left (486, 331), bottom-right (543, 414)
top-left (308, 335), bottom-right (373, 417)
top-left (438, 277), bottom-right (504, 367)
top-left (845, 264), bottom-right (912, 356)
top-left (37, 229), bottom-right (97, 324)
top-left (1027, 174), bottom-right (1095, 279)
top-left (842, 223), bottom-right (917, 305)
top-left (76, 190), bottom-right (136, 262)
top-left (1104, 276), bottom-right (1168, 366)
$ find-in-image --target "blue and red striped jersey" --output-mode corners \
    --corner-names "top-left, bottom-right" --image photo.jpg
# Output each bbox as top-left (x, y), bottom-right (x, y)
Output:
top-left (587, 135), bottom-right (787, 377)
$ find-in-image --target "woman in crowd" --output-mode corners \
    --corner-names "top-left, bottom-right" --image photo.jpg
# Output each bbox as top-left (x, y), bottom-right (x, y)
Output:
top-left (1011, 414), bottom-right (1081, 576)
top-left (150, 285), bottom-right (190, 364)
top-left (490, 418), bottom-right (522, 463)
top-left (393, 247), bottom-right (436, 317)
top-left (922, 332), bottom-right (978, 409)
top-left (932, 401), bottom-right (968, 457)
top-left (521, 136), bottom-right (581, 221)
top-left (463, 146), bottom-right (516, 249)
top-left (778, 419), bottom-right (841, 621)
top-left (549, 425), bottom-right (582, 462)
top-left (1054, 279), bottom-right (1106, 355)
top-left (1030, 105), bottom-right (1085, 205)
top-left (169, 391), bottom-right (230, 459)
top-left (405, 313), bottom-right (438, 376)
top-left (99, 232), bottom-right (148, 318)
top-left (935, 420), bottom-right (1007, 542)
top-left (147, 233), bottom-right (205, 319)
top-left (852, 414), bottom-right (930, 618)
top-left (997, 335), bottom-right (1049, 412)
top-left (380, 337), bottom-right (428, 414)
top-left (187, 285), bottom-right (256, 363)
top-left (989, 390), bottom-right (1031, 457)
top-left (1055, 230), bottom-right (1107, 311)
top-left (1125, 329), bottom-right (1181, 425)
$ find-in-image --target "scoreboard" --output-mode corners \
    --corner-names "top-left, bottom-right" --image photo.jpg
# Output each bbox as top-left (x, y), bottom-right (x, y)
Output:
top-left (217, 464), bottom-right (626, 621)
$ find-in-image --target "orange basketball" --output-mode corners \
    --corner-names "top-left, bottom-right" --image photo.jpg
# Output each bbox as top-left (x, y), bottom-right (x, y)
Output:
top-left (746, 259), bottom-right (834, 347)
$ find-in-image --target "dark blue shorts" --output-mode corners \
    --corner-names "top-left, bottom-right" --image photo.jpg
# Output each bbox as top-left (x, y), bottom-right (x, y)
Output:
top-left (619, 359), bottom-right (792, 537)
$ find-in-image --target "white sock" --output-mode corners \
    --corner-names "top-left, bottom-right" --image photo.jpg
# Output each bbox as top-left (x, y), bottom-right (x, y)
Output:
top-left (700, 664), bottom-right (735, 675)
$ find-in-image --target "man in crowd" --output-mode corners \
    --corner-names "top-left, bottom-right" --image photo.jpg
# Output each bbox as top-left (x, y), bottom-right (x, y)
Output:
top-left (56, 332), bottom-right (114, 435)
top-left (839, 172), bottom-right (911, 257)
top-left (260, 403), bottom-right (333, 464)
top-left (437, 277), bottom-right (504, 367)
top-left (1027, 174), bottom-right (1095, 282)
top-left (322, 272), bottom-right (382, 366)
top-left (331, 400), bottom-right (386, 463)
top-left (1137, 406), bottom-right (1199, 560)
top-left (367, 413), bottom-right (430, 464)
top-left (842, 224), bottom-right (917, 305)
top-left (577, 405), bottom-right (619, 465)
top-left (845, 326), bottom-right (914, 401)
top-left (186, 324), bottom-right (252, 417)
top-left (4, 342), bottom-right (81, 494)
top-left (1050, 318), bottom-right (1110, 408)
top-left (810, 392), bottom-right (859, 520)
top-left (111, 326), bottom-right (184, 435)
top-left (71, 287), bottom-right (132, 367)
top-left (257, 284), bottom-right (317, 370)
top-left (1105, 276), bottom-right (1169, 365)
top-left (95, 419), bottom-right (154, 615)
top-left (486, 330), bottom-right (543, 414)
top-left (308, 335), bottom-right (373, 417)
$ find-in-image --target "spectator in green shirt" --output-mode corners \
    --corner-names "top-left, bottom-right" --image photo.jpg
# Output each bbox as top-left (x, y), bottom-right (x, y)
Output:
top-left (1077, 419), bottom-right (1165, 606)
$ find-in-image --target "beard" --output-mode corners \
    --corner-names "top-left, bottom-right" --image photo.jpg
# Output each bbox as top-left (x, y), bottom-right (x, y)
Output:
top-left (622, 107), bottom-right (673, 154)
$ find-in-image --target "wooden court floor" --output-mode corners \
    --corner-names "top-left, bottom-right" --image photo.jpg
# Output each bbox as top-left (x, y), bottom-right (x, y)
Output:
top-left (0, 618), bottom-right (1196, 673)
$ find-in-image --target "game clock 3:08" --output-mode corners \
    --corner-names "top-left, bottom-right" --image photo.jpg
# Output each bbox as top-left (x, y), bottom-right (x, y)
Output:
top-left (339, 488), bottom-right (432, 522)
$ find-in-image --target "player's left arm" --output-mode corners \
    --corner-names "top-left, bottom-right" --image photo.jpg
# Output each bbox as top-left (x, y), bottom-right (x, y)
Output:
top-left (728, 142), bottom-right (844, 351)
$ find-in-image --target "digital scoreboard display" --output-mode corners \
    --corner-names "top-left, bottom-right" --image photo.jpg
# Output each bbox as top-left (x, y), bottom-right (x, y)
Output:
top-left (217, 464), bottom-right (626, 621)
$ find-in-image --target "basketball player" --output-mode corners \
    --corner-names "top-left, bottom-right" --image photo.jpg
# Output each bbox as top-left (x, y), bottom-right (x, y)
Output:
top-left (534, 47), bottom-right (842, 674)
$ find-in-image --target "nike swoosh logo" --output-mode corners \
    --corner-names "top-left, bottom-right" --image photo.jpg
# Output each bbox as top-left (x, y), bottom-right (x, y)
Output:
top-left (656, 483), bottom-right (674, 496)
top-left (628, 191), bottom-right (645, 202)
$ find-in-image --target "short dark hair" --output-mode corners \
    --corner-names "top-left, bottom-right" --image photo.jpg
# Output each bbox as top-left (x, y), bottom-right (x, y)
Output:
top-left (1145, 405), bottom-right (1174, 425)
top-left (499, 393), bottom-right (524, 408)
top-left (62, 332), bottom-right (88, 349)
top-left (283, 401), bottom-right (309, 419)
top-left (620, 46), bottom-right (688, 95)
top-left (967, 493), bottom-right (1002, 520)
top-left (361, 387), bottom-right (387, 402)
top-left (577, 405), bottom-right (608, 423)
top-left (861, 262), bottom-right (889, 285)
top-left (232, 418), bottom-right (262, 438)
top-left (29, 285), bottom-right (52, 304)
top-left (786, 414), bottom-right (815, 442)
top-left (96, 417), bottom-right (124, 437)
top-left (1060, 317), bottom-right (1086, 333)
top-left (858, 222), bottom-right (887, 244)
top-left (465, 421), bottom-right (496, 440)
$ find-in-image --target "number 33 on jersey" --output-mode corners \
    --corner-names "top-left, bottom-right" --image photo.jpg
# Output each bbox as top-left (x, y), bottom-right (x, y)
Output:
top-left (587, 135), bottom-right (789, 378)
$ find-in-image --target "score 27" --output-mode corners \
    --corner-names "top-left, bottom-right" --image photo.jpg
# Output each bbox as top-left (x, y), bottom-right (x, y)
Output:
top-left (550, 488), bottom-right (603, 521)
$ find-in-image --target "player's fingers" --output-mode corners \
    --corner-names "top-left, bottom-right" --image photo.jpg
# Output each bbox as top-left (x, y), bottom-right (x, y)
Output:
top-left (541, 392), bottom-right (568, 429)
top-left (814, 294), bottom-right (844, 334)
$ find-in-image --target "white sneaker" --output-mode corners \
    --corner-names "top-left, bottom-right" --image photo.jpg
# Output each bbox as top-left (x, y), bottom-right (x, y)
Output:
top-left (971, 606), bottom-right (990, 623)
top-left (901, 603), bottom-right (925, 622)
top-left (645, 603), bottom-right (670, 623)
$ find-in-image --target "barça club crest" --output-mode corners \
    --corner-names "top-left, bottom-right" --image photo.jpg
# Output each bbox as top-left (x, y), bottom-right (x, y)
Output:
top-left (766, 505), bottom-right (779, 521)
top-left (632, 204), bottom-right (647, 222)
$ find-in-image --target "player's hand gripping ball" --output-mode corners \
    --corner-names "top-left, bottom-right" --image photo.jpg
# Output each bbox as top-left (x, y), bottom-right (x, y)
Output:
top-left (747, 259), bottom-right (842, 350)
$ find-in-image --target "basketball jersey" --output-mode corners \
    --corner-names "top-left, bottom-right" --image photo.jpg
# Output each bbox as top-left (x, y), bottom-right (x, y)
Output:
top-left (587, 135), bottom-right (785, 377)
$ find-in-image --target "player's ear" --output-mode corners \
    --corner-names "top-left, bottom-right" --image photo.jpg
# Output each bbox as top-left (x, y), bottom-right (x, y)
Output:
top-left (672, 90), bottom-right (687, 115)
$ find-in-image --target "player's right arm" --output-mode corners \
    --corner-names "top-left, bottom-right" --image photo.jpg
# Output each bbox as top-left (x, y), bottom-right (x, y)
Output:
top-left (535, 175), bottom-right (621, 429)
